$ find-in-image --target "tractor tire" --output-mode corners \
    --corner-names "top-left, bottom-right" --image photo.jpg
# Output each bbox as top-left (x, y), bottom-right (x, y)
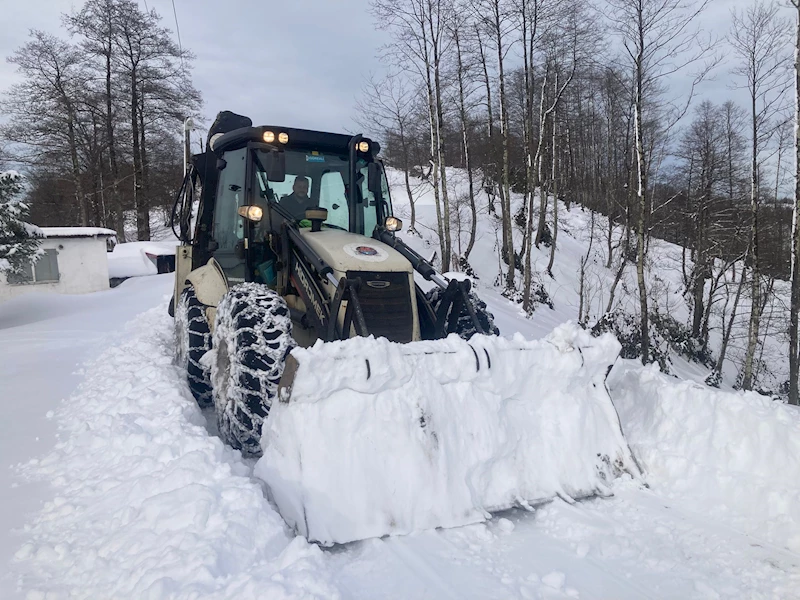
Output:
top-left (211, 283), bottom-right (295, 457)
top-left (426, 285), bottom-right (500, 340)
top-left (175, 285), bottom-right (213, 408)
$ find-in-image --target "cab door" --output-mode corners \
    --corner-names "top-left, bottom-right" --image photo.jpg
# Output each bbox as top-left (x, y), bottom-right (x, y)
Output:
top-left (210, 147), bottom-right (248, 282)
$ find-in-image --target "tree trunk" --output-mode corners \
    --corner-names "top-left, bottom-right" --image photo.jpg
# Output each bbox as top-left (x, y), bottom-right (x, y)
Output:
top-left (476, 27), bottom-right (496, 215)
top-left (493, 1), bottom-right (515, 289)
top-left (399, 125), bottom-right (417, 234)
top-left (742, 88), bottom-right (761, 390)
top-left (790, 2), bottom-right (800, 404)
top-left (547, 74), bottom-right (559, 277)
top-left (426, 77), bottom-right (444, 268)
top-left (691, 180), bottom-right (709, 340)
top-left (454, 26), bottom-right (476, 261)
top-left (634, 29), bottom-right (650, 365)
top-left (131, 69), bottom-right (148, 241)
top-left (66, 109), bottom-right (88, 226)
top-left (523, 70), bottom-right (549, 311)
top-left (708, 263), bottom-right (747, 387)
top-left (606, 220), bottom-right (631, 314)
top-left (433, 51), bottom-right (452, 270)
top-left (138, 84), bottom-right (151, 240)
top-left (105, 35), bottom-right (126, 242)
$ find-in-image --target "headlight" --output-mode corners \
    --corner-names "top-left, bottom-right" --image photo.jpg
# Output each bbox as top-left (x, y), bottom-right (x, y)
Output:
top-left (263, 130), bottom-right (275, 143)
top-left (238, 205), bottom-right (263, 222)
top-left (358, 141), bottom-right (369, 153)
top-left (384, 216), bottom-right (402, 232)
top-left (278, 132), bottom-right (289, 144)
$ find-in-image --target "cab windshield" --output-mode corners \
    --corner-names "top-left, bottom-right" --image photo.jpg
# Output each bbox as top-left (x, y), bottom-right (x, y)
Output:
top-left (253, 149), bottom-right (391, 235)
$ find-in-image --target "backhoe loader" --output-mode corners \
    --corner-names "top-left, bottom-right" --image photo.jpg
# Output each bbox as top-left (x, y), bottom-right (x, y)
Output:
top-left (170, 111), bottom-right (639, 545)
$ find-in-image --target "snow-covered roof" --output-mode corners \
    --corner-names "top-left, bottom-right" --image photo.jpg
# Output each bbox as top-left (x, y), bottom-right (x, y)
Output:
top-left (40, 227), bottom-right (117, 239)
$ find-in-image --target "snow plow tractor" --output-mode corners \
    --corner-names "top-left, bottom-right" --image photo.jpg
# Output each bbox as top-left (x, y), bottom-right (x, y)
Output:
top-left (170, 111), bottom-right (640, 545)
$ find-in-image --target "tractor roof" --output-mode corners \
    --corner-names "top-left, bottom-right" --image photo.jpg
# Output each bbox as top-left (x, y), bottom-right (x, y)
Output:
top-left (209, 125), bottom-right (377, 156)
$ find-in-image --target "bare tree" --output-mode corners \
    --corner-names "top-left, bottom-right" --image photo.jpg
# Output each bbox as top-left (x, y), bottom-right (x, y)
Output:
top-left (3, 31), bottom-right (91, 226)
top-left (679, 101), bottom-right (726, 346)
top-left (356, 73), bottom-right (423, 234)
top-left (475, 0), bottom-right (517, 289)
top-left (790, 0), bottom-right (800, 404)
top-left (729, 0), bottom-right (791, 390)
top-left (451, 14), bottom-right (479, 262)
top-left (112, 0), bottom-right (199, 240)
top-left (66, 0), bottom-right (127, 240)
top-left (372, 0), bottom-right (455, 269)
top-left (607, 0), bottom-right (715, 364)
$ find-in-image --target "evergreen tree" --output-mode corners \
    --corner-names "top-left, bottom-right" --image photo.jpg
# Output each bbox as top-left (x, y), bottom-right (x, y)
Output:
top-left (0, 171), bottom-right (42, 276)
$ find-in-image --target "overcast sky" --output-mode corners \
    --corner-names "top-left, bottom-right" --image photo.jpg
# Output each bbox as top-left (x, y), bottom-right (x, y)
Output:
top-left (0, 0), bottom-right (783, 142)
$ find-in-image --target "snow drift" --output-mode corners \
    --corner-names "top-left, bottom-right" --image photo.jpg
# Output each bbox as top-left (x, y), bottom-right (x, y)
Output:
top-left (610, 363), bottom-right (800, 552)
top-left (256, 323), bottom-right (641, 545)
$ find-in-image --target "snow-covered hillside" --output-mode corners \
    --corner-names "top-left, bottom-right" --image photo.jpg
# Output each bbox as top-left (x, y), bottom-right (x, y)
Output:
top-left (1, 171), bottom-right (800, 599)
top-left (387, 166), bottom-right (790, 393)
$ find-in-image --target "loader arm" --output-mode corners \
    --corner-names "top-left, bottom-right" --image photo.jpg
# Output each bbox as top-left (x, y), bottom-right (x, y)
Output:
top-left (374, 229), bottom-right (486, 337)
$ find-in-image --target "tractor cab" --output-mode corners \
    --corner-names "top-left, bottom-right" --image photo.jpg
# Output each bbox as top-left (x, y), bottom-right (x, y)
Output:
top-left (187, 116), bottom-right (396, 286)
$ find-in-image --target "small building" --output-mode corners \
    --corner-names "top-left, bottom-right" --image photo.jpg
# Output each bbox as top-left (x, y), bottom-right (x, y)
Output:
top-left (0, 227), bottom-right (116, 302)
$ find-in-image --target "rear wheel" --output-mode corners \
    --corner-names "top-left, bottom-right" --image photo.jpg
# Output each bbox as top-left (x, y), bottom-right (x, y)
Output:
top-left (211, 283), bottom-right (295, 456)
top-left (426, 285), bottom-right (500, 339)
top-left (174, 285), bottom-right (213, 407)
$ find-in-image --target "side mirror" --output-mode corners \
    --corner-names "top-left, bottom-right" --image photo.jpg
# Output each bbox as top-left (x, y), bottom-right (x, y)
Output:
top-left (367, 162), bottom-right (383, 199)
top-left (264, 149), bottom-right (286, 182)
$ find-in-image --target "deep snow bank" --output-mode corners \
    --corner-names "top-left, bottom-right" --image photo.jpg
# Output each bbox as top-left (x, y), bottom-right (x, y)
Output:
top-left (610, 363), bottom-right (800, 552)
top-left (256, 324), bottom-right (641, 545)
top-left (11, 304), bottom-right (339, 599)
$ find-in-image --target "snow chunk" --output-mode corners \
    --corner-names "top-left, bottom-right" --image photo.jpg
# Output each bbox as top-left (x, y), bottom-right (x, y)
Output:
top-left (610, 363), bottom-right (800, 552)
top-left (542, 571), bottom-right (566, 589)
top-left (257, 325), bottom-right (640, 545)
top-left (496, 518), bottom-right (515, 533)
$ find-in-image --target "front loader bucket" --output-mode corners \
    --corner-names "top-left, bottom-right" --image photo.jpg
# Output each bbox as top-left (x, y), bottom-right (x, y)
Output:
top-left (254, 323), bottom-right (640, 546)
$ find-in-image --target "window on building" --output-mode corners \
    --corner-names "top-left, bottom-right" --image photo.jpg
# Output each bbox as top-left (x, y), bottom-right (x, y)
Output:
top-left (7, 249), bottom-right (60, 285)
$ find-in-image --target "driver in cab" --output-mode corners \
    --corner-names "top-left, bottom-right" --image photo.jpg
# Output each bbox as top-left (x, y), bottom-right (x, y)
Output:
top-left (280, 176), bottom-right (315, 221)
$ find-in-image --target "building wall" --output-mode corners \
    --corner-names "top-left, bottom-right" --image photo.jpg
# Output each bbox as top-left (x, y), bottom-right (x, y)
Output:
top-left (0, 236), bottom-right (110, 302)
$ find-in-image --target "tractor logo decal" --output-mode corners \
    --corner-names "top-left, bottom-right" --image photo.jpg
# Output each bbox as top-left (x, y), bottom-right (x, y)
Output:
top-left (343, 243), bottom-right (389, 262)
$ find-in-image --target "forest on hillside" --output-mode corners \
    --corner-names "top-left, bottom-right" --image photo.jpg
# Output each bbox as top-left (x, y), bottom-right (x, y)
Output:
top-left (358, 0), bottom-right (800, 402)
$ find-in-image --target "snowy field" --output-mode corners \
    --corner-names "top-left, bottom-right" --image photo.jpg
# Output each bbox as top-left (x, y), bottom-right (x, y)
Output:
top-left (2, 171), bottom-right (800, 598)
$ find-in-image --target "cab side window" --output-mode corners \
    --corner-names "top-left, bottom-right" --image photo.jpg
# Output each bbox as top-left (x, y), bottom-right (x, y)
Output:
top-left (319, 171), bottom-right (349, 230)
top-left (212, 148), bottom-right (247, 253)
top-left (359, 164), bottom-right (391, 234)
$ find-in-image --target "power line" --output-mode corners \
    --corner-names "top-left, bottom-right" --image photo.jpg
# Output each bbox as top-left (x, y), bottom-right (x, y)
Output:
top-left (170, 0), bottom-right (185, 73)
top-left (139, 1), bottom-right (183, 72)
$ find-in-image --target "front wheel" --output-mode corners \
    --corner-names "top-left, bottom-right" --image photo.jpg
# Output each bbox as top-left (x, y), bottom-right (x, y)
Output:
top-left (210, 283), bottom-right (295, 456)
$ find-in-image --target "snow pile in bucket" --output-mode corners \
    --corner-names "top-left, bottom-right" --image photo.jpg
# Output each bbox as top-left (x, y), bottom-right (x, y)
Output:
top-left (609, 363), bottom-right (800, 552)
top-left (11, 305), bottom-right (339, 599)
top-left (256, 323), bottom-right (641, 545)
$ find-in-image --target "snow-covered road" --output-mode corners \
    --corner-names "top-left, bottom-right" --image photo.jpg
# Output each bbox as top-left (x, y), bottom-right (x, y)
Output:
top-left (2, 274), bottom-right (799, 599)
top-left (0, 276), bottom-right (170, 580)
